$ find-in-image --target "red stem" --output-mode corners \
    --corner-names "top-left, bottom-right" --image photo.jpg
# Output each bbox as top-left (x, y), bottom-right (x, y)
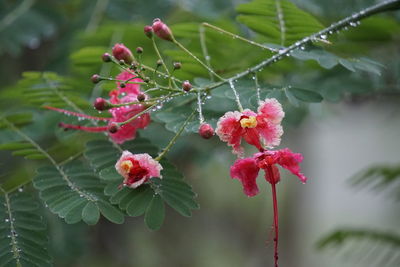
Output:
top-left (58, 122), bottom-right (108, 132)
top-left (267, 165), bottom-right (279, 267)
top-left (44, 106), bottom-right (111, 121)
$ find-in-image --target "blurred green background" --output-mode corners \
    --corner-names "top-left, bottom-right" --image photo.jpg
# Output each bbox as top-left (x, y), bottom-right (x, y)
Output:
top-left (0, 0), bottom-right (400, 266)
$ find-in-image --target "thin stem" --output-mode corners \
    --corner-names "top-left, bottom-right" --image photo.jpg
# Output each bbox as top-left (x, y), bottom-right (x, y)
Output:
top-left (271, 183), bottom-right (279, 267)
top-left (229, 80), bottom-right (244, 112)
top-left (202, 23), bottom-right (279, 52)
top-left (197, 91), bottom-right (204, 124)
top-left (253, 73), bottom-right (261, 103)
top-left (155, 110), bottom-right (196, 161)
top-left (85, 0), bottom-right (109, 33)
top-left (199, 24), bottom-right (215, 81)
top-left (266, 166), bottom-right (279, 267)
top-left (151, 38), bottom-right (178, 88)
top-left (275, 0), bottom-right (286, 46)
top-left (172, 38), bottom-right (225, 81)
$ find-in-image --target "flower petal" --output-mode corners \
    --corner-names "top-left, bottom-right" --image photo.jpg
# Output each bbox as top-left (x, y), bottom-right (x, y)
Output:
top-left (216, 111), bottom-right (244, 155)
top-left (257, 98), bottom-right (285, 124)
top-left (230, 157), bottom-right (260, 197)
top-left (273, 148), bottom-right (308, 183)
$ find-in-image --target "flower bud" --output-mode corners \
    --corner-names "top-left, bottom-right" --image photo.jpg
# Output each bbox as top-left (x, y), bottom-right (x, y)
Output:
top-left (156, 59), bottom-right (163, 67)
top-left (91, 74), bottom-right (101, 84)
top-left (143, 77), bottom-right (150, 83)
top-left (152, 18), bottom-right (173, 41)
top-left (137, 94), bottom-right (146, 102)
top-left (173, 62), bottom-right (181, 70)
top-left (120, 82), bottom-right (126, 88)
top-left (102, 53), bottom-right (111, 62)
top-left (144, 25), bottom-right (153, 38)
top-left (182, 80), bottom-right (192, 92)
top-left (93, 98), bottom-right (110, 111)
top-left (199, 123), bottom-right (215, 139)
top-left (136, 47), bottom-right (143, 54)
top-left (112, 43), bottom-right (134, 64)
top-left (108, 123), bottom-right (119, 133)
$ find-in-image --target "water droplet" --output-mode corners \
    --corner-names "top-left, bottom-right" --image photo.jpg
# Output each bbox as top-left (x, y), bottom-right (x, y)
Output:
top-left (320, 34), bottom-right (327, 40)
top-left (5, 219), bottom-right (9, 223)
top-left (344, 26), bottom-right (349, 31)
top-left (328, 30), bottom-right (333, 34)
top-left (300, 46), bottom-right (305, 50)
top-left (18, 187), bottom-right (23, 192)
top-left (79, 194), bottom-right (83, 198)
top-left (349, 22), bottom-right (357, 27)
top-left (278, 49), bottom-right (286, 55)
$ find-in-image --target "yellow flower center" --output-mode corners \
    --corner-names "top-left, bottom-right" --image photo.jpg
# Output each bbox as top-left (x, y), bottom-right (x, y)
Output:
top-left (240, 116), bottom-right (257, 128)
top-left (121, 160), bottom-right (133, 173)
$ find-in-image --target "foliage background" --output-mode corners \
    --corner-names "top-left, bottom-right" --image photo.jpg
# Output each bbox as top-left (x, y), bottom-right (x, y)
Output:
top-left (0, 0), bottom-right (399, 266)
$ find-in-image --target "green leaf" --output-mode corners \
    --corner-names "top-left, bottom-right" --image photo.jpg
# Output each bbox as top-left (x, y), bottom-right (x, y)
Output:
top-left (0, 191), bottom-right (52, 266)
top-left (82, 202), bottom-right (100, 225)
top-left (236, 0), bottom-right (324, 46)
top-left (97, 201), bottom-right (124, 224)
top-left (288, 87), bottom-right (323, 102)
top-left (33, 162), bottom-right (121, 225)
top-left (144, 194), bottom-right (165, 231)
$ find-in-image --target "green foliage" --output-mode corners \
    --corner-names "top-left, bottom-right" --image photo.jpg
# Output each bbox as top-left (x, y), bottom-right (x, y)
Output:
top-left (85, 138), bottom-right (199, 230)
top-left (33, 162), bottom-right (124, 225)
top-left (317, 229), bottom-right (400, 267)
top-left (350, 163), bottom-right (400, 199)
top-left (0, 190), bottom-right (51, 266)
top-left (236, 0), bottom-right (324, 46)
top-left (291, 47), bottom-right (384, 75)
top-left (1, 72), bottom-right (89, 110)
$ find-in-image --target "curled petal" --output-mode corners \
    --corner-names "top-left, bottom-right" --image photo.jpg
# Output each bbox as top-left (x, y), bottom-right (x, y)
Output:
top-left (272, 148), bottom-right (308, 183)
top-left (264, 165), bottom-right (281, 184)
top-left (216, 111), bottom-right (244, 155)
top-left (230, 157), bottom-right (260, 197)
top-left (257, 98), bottom-right (285, 124)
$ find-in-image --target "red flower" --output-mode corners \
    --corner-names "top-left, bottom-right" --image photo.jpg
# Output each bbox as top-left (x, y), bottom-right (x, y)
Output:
top-left (46, 71), bottom-right (150, 144)
top-left (230, 148), bottom-right (307, 197)
top-left (216, 98), bottom-right (284, 156)
top-left (115, 151), bottom-right (162, 188)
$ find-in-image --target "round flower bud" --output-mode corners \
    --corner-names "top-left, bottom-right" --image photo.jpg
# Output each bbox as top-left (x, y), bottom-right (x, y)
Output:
top-left (156, 59), bottom-right (163, 67)
top-left (112, 43), bottom-right (134, 64)
top-left (152, 18), bottom-right (173, 41)
top-left (144, 25), bottom-right (153, 38)
top-left (199, 123), bottom-right (215, 139)
top-left (108, 123), bottom-right (119, 133)
top-left (137, 94), bottom-right (146, 102)
top-left (102, 53), bottom-right (111, 62)
top-left (136, 47), bottom-right (143, 54)
top-left (182, 80), bottom-right (192, 92)
top-left (120, 82), bottom-right (126, 88)
top-left (173, 62), bottom-right (181, 70)
top-left (93, 97), bottom-right (110, 111)
top-left (91, 74), bottom-right (101, 84)
top-left (143, 77), bottom-right (150, 83)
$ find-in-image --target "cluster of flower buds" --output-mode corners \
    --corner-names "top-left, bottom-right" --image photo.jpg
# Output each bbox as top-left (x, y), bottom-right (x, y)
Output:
top-left (144, 18), bottom-right (174, 41)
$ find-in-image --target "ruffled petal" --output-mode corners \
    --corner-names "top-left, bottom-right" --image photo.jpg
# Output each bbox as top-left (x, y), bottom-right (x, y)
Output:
top-left (257, 98), bottom-right (285, 124)
top-left (230, 157), bottom-right (260, 197)
top-left (256, 118), bottom-right (283, 148)
top-left (133, 153), bottom-right (163, 178)
top-left (263, 165), bottom-right (281, 184)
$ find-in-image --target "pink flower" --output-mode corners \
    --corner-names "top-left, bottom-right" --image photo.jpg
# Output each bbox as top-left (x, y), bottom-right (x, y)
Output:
top-left (216, 98), bottom-right (284, 155)
top-left (230, 148), bottom-right (307, 197)
top-left (115, 151), bottom-right (162, 188)
top-left (152, 18), bottom-right (173, 41)
top-left (112, 43), bottom-right (134, 64)
top-left (46, 71), bottom-right (150, 144)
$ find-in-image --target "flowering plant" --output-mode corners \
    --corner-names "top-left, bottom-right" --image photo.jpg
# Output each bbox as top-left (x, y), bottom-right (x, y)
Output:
top-left (0, 0), bottom-right (399, 266)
